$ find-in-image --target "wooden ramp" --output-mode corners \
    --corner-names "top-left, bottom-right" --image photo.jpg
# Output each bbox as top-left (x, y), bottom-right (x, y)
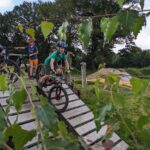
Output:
top-left (0, 78), bottom-right (129, 150)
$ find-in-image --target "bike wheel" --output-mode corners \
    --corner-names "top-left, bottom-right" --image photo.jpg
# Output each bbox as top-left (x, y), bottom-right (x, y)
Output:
top-left (35, 64), bottom-right (46, 82)
top-left (0, 59), bottom-right (20, 83)
top-left (48, 85), bottom-right (69, 112)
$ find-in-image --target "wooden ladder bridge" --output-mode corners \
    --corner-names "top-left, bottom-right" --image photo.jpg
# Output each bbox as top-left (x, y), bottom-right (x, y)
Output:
top-left (0, 77), bottom-right (129, 150)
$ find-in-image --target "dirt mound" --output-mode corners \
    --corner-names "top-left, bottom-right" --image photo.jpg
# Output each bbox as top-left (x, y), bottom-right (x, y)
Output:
top-left (87, 68), bottom-right (129, 79)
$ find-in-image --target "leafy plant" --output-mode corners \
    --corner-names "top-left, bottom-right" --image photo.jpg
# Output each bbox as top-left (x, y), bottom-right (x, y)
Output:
top-left (41, 21), bottom-right (54, 40)
top-left (77, 18), bottom-right (93, 48)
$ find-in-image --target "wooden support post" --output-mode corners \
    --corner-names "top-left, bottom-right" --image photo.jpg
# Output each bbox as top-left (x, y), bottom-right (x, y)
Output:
top-left (80, 62), bottom-right (87, 87)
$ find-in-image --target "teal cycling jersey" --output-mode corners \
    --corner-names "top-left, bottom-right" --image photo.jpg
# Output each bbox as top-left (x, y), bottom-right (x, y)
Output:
top-left (44, 51), bottom-right (67, 66)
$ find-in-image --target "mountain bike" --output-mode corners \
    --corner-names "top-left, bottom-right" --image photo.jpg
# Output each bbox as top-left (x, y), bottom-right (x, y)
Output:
top-left (0, 46), bottom-right (20, 83)
top-left (9, 53), bottom-right (29, 75)
top-left (36, 65), bottom-right (69, 112)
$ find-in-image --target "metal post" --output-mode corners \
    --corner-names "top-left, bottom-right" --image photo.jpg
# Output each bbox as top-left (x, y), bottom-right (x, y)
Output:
top-left (80, 62), bottom-right (87, 87)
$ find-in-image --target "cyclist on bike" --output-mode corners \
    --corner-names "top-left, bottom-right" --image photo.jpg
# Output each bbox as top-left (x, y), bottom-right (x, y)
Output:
top-left (38, 39), bottom-right (70, 85)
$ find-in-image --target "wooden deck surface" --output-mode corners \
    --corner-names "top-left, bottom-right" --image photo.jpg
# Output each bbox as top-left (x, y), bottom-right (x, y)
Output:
top-left (0, 77), bottom-right (129, 150)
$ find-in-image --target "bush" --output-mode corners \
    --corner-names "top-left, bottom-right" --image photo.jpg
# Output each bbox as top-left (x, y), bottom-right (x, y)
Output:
top-left (140, 67), bottom-right (150, 75)
top-left (127, 68), bottom-right (143, 77)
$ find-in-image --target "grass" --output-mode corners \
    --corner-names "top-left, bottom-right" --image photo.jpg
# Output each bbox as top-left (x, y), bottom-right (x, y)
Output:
top-left (73, 81), bottom-right (150, 149)
top-left (127, 67), bottom-right (150, 78)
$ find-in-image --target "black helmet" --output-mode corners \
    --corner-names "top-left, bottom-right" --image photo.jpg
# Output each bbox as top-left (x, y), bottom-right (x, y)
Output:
top-left (57, 39), bottom-right (67, 48)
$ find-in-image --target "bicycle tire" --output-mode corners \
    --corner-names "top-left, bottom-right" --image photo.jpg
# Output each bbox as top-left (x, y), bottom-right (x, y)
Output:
top-left (0, 59), bottom-right (20, 83)
top-left (48, 85), bottom-right (69, 112)
top-left (35, 64), bottom-right (46, 82)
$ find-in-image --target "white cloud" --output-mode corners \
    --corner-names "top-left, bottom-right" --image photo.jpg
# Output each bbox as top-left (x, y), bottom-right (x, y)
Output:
top-left (134, 16), bottom-right (150, 50)
top-left (0, 0), bottom-right (12, 8)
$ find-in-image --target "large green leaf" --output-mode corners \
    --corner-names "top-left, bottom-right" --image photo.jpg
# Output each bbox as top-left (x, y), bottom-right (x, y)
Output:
top-left (140, 0), bottom-right (145, 10)
top-left (58, 21), bottom-right (69, 41)
top-left (101, 16), bottom-right (119, 44)
top-left (77, 19), bottom-right (93, 48)
top-left (26, 28), bottom-right (35, 40)
top-left (130, 78), bottom-right (149, 96)
top-left (12, 89), bottom-right (27, 112)
top-left (0, 75), bottom-right (8, 93)
top-left (0, 109), bottom-right (7, 145)
top-left (58, 121), bottom-right (68, 138)
top-left (17, 24), bottom-right (23, 32)
top-left (118, 10), bottom-right (138, 33)
top-left (4, 124), bottom-right (36, 150)
top-left (116, 0), bottom-right (124, 7)
top-left (41, 21), bottom-right (54, 40)
top-left (132, 15), bottom-right (145, 37)
top-left (112, 92), bottom-right (125, 108)
top-left (36, 103), bottom-right (57, 129)
top-left (44, 138), bottom-right (80, 150)
top-left (98, 104), bottom-right (112, 122)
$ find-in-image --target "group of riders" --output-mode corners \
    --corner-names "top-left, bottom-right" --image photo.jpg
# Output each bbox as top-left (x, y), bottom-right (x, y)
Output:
top-left (0, 37), bottom-right (74, 85)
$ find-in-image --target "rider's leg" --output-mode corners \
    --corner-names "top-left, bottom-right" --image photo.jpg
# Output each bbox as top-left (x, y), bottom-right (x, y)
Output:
top-left (39, 64), bottom-right (50, 83)
top-left (29, 59), bottom-right (33, 77)
top-left (33, 59), bottom-right (38, 77)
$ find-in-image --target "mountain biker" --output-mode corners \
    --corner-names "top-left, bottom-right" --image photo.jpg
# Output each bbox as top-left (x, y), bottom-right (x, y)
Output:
top-left (39, 39), bottom-right (70, 85)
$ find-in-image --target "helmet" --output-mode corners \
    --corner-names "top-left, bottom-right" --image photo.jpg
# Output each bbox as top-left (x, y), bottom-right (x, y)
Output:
top-left (57, 39), bottom-right (67, 48)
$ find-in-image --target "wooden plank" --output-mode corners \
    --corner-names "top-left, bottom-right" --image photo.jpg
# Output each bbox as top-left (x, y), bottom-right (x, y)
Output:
top-left (68, 94), bottom-right (79, 101)
top-left (3, 101), bottom-right (41, 115)
top-left (112, 141), bottom-right (129, 150)
top-left (24, 135), bottom-right (38, 148)
top-left (21, 121), bottom-right (36, 131)
top-left (90, 141), bottom-right (104, 150)
top-left (24, 144), bottom-right (42, 150)
top-left (0, 91), bottom-right (10, 98)
top-left (68, 112), bottom-right (94, 127)
top-left (110, 133), bottom-right (120, 143)
top-left (8, 112), bottom-right (34, 124)
top-left (83, 131), bottom-right (101, 145)
top-left (49, 94), bottom-right (79, 105)
top-left (75, 121), bottom-right (96, 136)
top-left (56, 100), bottom-right (84, 110)
top-left (62, 105), bottom-right (90, 119)
top-left (62, 84), bottom-right (69, 89)
top-left (0, 97), bottom-right (8, 106)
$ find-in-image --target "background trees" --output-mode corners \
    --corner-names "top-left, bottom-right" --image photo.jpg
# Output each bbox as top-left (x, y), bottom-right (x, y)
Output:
top-left (0, 0), bottom-right (149, 69)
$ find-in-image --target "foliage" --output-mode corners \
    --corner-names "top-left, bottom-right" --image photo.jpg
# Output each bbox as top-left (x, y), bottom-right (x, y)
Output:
top-left (127, 67), bottom-right (150, 78)
top-left (0, 75), bottom-right (8, 93)
top-left (76, 75), bottom-right (150, 149)
top-left (0, 74), bottom-right (82, 149)
top-left (40, 21), bottom-right (54, 40)
top-left (4, 124), bottom-right (36, 150)
top-left (58, 21), bottom-right (69, 41)
top-left (77, 19), bottom-right (93, 48)
top-left (26, 28), bottom-right (35, 40)
top-left (101, 16), bottom-right (119, 44)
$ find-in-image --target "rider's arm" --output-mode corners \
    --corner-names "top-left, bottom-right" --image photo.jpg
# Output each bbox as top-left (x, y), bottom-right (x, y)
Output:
top-left (65, 60), bottom-right (70, 71)
top-left (50, 58), bottom-right (55, 72)
top-left (14, 47), bottom-right (25, 50)
top-left (29, 46), bottom-right (38, 56)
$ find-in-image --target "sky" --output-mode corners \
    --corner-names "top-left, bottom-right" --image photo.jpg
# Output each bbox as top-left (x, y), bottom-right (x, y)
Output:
top-left (0, 0), bottom-right (53, 14)
top-left (0, 0), bottom-right (150, 53)
top-left (113, 0), bottom-right (150, 53)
